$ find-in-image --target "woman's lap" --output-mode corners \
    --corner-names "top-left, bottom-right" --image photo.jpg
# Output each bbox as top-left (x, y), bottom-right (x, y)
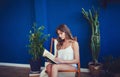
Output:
top-left (52, 64), bottom-right (76, 70)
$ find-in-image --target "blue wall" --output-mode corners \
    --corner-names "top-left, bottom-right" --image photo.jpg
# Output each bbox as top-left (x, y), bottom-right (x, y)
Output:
top-left (0, 0), bottom-right (120, 68)
top-left (0, 0), bottom-right (34, 64)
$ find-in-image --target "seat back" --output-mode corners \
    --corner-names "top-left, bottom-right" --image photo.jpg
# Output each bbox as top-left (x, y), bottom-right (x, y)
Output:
top-left (49, 37), bottom-right (80, 77)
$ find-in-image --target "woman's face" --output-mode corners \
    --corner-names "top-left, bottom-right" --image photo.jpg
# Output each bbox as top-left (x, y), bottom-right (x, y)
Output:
top-left (57, 30), bottom-right (66, 40)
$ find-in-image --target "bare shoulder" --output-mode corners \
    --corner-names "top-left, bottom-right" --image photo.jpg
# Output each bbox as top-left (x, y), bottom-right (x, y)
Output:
top-left (72, 41), bottom-right (79, 47)
top-left (69, 40), bottom-right (79, 47)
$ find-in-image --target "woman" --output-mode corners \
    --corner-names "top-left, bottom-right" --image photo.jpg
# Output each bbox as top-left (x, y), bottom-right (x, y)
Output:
top-left (46, 24), bottom-right (80, 77)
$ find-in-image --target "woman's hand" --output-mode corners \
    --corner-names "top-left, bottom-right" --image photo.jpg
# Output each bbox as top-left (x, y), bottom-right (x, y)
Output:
top-left (54, 58), bottom-right (63, 63)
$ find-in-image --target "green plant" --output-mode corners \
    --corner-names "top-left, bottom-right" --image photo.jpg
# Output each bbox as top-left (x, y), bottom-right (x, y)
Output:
top-left (82, 8), bottom-right (100, 64)
top-left (28, 23), bottom-right (50, 60)
top-left (103, 56), bottom-right (120, 73)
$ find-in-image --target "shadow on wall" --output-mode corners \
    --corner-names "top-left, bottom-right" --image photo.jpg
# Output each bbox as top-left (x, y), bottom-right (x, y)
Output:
top-left (99, 0), bottom-right (120, 8)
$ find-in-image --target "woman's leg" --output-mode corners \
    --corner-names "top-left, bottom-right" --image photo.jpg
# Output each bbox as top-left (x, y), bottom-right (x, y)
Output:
top-left (46, 64), bottom-right (52, 77)
top-left (51, 64), bottom-right (76, 77)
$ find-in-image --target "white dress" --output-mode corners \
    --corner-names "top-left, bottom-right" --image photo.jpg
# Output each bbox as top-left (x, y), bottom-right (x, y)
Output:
top-left (40, 45), bottom-right (77, 77)
top-left (57, 45), bottom-right (77, 68)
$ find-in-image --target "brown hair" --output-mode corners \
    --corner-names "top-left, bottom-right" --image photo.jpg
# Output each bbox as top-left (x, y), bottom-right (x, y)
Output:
top-left (56, 24), bottom-right (74, 50)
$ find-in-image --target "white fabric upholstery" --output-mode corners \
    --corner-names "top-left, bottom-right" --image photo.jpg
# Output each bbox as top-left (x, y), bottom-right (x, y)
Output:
top-left (54, 39), bottom-right (58, 57)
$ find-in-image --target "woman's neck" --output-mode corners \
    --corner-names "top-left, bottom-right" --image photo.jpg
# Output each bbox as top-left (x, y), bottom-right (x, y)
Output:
top-left (63, 39), bottom-right (70, 45)
top-left (64, 39), bottom-right (69, 43)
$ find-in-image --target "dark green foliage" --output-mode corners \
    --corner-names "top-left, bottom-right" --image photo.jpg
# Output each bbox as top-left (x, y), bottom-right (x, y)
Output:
top-left (103, 56), bottom-right (120, 73)
top-left (28, 23), bottom-right (50, 60)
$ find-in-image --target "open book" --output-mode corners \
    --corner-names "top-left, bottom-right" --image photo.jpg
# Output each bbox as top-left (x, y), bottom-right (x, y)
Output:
top-left (43, 49), bottom-right (57, 64)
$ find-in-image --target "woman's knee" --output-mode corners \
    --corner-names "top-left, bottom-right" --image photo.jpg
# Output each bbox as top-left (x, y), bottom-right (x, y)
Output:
top-left (52, 64), bottom-right (58, 71)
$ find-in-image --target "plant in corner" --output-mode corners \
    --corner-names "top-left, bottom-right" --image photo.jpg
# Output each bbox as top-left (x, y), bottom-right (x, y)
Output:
top-left (28, 23), bottom-right (50, 72)
top-left (103, 56), bottom-right (120, 77)
top-left (82, 7), bottom-right (102, 77)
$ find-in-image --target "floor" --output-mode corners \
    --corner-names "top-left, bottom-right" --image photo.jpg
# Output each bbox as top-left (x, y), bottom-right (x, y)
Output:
top-left (0, 66), bottom-right (30, 77)
top-left (0, 66), bottom-right (91, 77)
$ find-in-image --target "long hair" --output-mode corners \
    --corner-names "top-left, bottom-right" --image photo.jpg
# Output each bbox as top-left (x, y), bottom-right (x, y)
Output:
top-left (56, 24), bottom-right (74, 50)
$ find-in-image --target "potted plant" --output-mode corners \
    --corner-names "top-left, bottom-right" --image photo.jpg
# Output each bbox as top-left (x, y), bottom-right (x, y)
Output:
top-left (82, 8), bottom-right (102, 77)
top-left (28, 23), bottom-right (50, 72)
top-left (103, 56), bottom-right (120, 77)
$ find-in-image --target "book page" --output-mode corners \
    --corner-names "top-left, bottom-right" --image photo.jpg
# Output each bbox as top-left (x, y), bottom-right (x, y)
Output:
top-left (43, 49), bottom-right (57, 63)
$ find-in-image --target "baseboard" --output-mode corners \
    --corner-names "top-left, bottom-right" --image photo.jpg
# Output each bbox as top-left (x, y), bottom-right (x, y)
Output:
top-left (0, 62), bottom-right (30, 68)
top-left (80, 68), bottom-right (90, 72)
top-left (0, 62), bottom-right (89, 72)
